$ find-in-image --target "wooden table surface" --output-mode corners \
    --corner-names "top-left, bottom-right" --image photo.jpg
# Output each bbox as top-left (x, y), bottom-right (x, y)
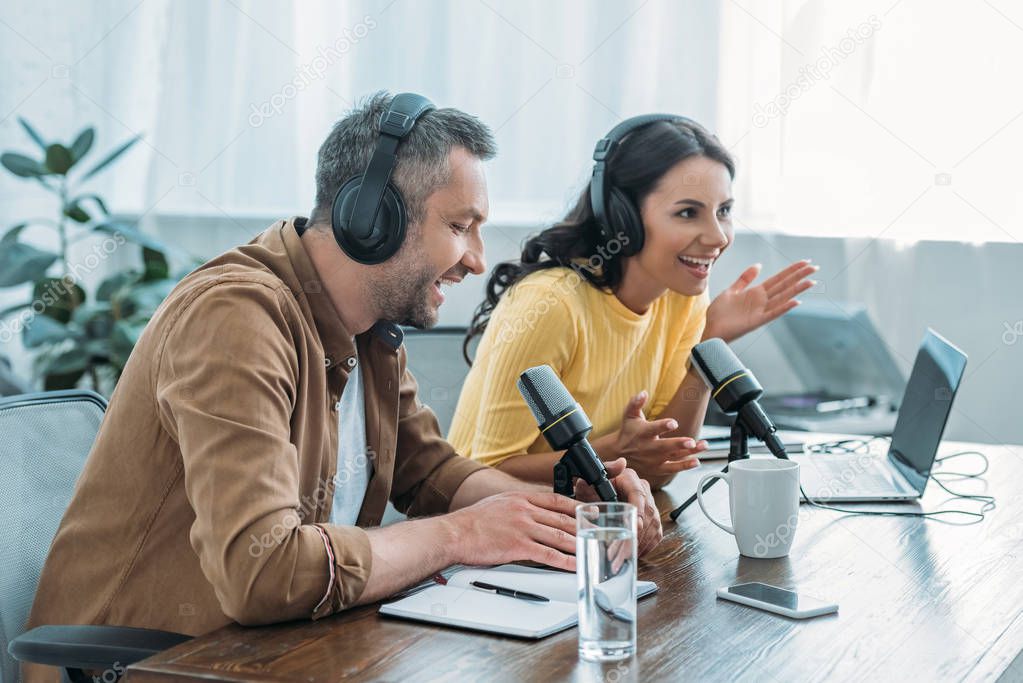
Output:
top-left (126, 441), bottom-right (1023, 683)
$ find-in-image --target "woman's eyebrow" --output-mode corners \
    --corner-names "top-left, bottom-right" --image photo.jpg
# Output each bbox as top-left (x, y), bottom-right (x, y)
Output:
top-left (672, 197), bottom-right (735, 207)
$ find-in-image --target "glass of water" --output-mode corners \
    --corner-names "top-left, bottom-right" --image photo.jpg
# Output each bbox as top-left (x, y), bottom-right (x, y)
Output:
top-left (576, 501), bottom-right (637, 662)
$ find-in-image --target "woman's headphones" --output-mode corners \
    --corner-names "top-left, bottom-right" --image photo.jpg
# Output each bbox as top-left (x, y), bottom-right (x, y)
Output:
top-left (589, 113), bottom-right (698, 256)
top-left (331, 92), bottom-right (436, 264)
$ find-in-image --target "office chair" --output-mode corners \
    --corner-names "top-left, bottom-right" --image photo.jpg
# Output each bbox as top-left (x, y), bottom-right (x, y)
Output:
top-left (401, 326), bottom-right (475, 434)
top-left (1, 390), bottom-right (189, 682)
top-left (381, 327), bottom-right (474, 526)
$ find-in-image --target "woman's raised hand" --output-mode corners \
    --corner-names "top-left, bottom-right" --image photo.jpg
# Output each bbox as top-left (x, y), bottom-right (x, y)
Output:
top-left (704, 259), bottom-right (818, 343)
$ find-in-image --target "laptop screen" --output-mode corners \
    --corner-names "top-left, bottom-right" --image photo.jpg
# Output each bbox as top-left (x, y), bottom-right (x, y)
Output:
top-left (887, 329), bottom-right (968, 493)
top-left (773, 303), bottom-right (906, 401)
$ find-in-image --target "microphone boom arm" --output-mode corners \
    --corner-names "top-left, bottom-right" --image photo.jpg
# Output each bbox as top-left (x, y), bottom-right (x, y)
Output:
top-left (669, 420), bottom-right (752, 520)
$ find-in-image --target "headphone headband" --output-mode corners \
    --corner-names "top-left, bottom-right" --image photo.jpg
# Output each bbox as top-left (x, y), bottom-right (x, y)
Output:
top-left (346, 93), bottom-right (436, 241)
top-left (592, 113), bottom-right (691, 162)
top-left (590, 113), bottom-right (697, 245)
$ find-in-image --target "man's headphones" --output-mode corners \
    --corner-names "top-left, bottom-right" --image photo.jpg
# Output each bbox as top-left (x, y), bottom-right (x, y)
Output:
top-left (331, 92), bottom-right (436, 264)
top-left (589, 113), bottom-right (698, 256)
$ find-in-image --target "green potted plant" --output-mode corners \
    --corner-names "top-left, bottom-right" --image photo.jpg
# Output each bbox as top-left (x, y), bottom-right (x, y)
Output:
top-left (0, 118), bottom-right (198, 392)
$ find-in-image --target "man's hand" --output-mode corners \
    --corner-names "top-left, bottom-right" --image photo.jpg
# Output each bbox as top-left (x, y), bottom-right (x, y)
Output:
top-left (613, 391), bottom-right (707, 480)
top-left (444, 491), bottom-right (580, 571)
top-left (703, 259), bottom-right (818, 343)
top-left (574, 458), bottom-right (663, 558)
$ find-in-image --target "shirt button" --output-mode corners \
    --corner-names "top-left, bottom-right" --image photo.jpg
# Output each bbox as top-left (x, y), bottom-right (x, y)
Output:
top-left (346, 357), bottom-right (357, 368)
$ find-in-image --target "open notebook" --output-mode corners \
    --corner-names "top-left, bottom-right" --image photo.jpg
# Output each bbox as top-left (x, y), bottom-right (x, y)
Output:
top-left (379, 564), bottom-right (657, 639)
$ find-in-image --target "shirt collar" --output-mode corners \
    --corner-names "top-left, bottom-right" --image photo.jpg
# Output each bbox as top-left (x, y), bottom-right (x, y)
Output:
top-left (278, 218), bottom-right (404, 364)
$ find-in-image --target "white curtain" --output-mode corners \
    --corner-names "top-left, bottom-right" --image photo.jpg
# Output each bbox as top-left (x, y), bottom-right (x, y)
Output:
top-left (717, 0), bottom-right (1023, 244)
top-left (2, 0), bottom-right (723, 230)
top-left (714, 0), bottom-right (1023, 446)
top-left (1, 0), bottom-right (722, 385)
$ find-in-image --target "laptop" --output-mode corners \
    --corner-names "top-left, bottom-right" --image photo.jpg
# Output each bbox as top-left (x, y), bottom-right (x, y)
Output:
top-left (771, 302), bottom-right (906, 405)
top-left (794, 329), bottom-right (967, 502)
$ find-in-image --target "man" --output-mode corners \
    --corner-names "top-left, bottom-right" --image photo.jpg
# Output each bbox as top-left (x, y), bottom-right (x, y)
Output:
top-left (25, 93), bottom-right (661, 678)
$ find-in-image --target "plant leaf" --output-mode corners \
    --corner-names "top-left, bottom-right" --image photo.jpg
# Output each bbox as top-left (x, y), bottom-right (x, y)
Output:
top-left (116, 279), bottom-right (176, 318)
top-left (0, 242), bottom-right (58, 286)
top-left (43, 367), bottom-right (87, 391)
top-left (45, 144), bottom-right (74, 175)
top-left (23, 315), bottom-right (71, 348)
top-left (142, 247), bottom-right (169, 281)
top-left (63, 202), bottom-right (91, 223)
top-left (1, 152), bottom-right (48, 178)
top-left (109, 316), bottom-right (150, 368)
top-left (72, 302), bottom-right (114, 340)
top-left (31, 277), bottom-right (86, 323)
top-left (80, 134), bottom-right (141, 182)
top-left (18, 118), bottom-right (47, 151)
top-left (38, 347), bottom-right (89, 377)
top-left (92, 221), bottom-right (193, 260)
top-left (84, 338), bottom-right (111, 358)
top-left (70, 127), bottom-right (95, 162)
top-left (0, 302), bottom-right (32, 319)
top-left (1, 223), bottom-right (28, 245)
top-left (70, 302), bottom-right (113, 324)
top-left (97, 270), bottom-right (139, 302)
top-left (73, 194), bottom-right (109, 215)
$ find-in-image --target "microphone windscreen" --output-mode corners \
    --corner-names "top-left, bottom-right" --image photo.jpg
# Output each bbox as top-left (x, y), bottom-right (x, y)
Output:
top-left (691, 338), bottom-right (745, 388)
top-left (517, 365), bottom-right (574, 426)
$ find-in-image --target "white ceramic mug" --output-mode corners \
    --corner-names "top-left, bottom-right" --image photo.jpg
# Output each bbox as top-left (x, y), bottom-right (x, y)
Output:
top-left (696, 459), bottom-right (801, 559)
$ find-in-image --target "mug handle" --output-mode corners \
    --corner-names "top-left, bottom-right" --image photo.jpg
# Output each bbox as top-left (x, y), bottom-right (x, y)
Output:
top-left (696, 472), bottom-right (734, 534)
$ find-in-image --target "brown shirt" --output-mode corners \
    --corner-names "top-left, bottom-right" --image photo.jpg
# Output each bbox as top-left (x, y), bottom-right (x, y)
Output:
top-left (26, 218), bottom-right (486, 660)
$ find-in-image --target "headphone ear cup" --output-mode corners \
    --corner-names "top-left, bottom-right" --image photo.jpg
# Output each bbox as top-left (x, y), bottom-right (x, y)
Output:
top-left (606, 187), bottom-right (643, 255)
top-left (331, 177), bottom-right (407, 264)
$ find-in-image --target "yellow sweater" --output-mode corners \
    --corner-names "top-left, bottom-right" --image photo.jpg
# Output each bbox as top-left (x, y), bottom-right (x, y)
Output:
top-left (448, 267), bottom-right (709, 467)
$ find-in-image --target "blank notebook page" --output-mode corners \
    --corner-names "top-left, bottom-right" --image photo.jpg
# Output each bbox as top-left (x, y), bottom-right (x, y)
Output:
top-left (379, 564), bottom-right (655, 639)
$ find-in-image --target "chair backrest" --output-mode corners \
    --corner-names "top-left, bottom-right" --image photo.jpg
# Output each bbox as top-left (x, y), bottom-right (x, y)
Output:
top-left (401, 327), bottom-right (474, 435)
top-left (0, 390), bottom-right (106, 683)
top-left (380, 328), bottom-right (472, 528)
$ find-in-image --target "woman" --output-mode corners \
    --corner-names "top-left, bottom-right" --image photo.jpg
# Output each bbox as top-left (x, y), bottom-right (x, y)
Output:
top-left (448, 115), bottom-right (816, 490)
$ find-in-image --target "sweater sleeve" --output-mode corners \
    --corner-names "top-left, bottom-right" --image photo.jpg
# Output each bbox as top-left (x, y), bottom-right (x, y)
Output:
top-left (449, 277), bottom-right (579, 467)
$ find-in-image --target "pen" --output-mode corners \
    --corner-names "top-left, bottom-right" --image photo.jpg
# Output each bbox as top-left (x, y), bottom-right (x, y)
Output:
top-left (470, 580), bottom-right (549, 603)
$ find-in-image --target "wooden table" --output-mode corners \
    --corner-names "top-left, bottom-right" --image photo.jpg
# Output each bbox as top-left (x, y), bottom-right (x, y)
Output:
top-left (126, 441), bottom-right (1023, 682)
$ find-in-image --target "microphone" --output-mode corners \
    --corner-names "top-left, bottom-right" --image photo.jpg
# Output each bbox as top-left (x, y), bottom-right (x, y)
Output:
top-left (690, 338), bottom-right (789, 460)
top-left (517, 365), bottom-right (618, 502)
top-left (669, 339), bottom-right (789, 521)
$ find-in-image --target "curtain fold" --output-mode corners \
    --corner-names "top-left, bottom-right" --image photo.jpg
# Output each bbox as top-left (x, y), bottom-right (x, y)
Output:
top-left (2, 0), bottom-right (723, 225)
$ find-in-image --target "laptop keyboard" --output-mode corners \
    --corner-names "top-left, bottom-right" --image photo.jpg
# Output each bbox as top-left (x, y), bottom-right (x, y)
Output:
top-left (804, 451), bottom-right (906, 496)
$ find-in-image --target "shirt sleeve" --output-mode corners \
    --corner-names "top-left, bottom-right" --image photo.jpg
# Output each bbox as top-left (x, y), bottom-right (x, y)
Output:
top-left (155, 280), bottom-right (371, 625)
top-left (389, 347), bottom-right (488, 516)
top-left (458, 279), bottom-right (579, 467)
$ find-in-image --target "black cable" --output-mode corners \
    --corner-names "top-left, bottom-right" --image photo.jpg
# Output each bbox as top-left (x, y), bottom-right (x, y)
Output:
top-left (932, 450), bottom-right (989, 478)
top-left (798, 440), bottom-right (995, 525)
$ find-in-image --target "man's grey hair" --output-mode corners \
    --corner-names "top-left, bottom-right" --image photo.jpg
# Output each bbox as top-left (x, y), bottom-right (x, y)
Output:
top-left (309, 91), bottom-right (497, 227)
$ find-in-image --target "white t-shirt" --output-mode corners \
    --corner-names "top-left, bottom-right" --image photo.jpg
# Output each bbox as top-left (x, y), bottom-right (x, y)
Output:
top-left (329, 355), bottom-right (372, 526)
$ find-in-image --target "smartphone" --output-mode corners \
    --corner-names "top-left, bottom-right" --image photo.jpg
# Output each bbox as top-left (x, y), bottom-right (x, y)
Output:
top-left (717, 582), bottom-right (837, 619)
